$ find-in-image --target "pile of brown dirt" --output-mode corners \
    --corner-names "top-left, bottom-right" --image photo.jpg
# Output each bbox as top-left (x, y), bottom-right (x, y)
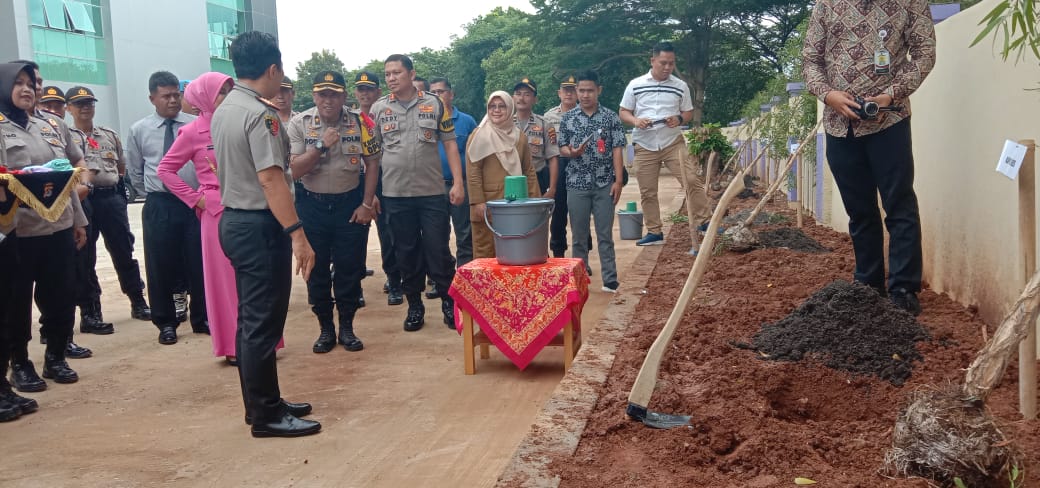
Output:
top-left (735, 280), bottom-right (930, 386)
top-left (547, 198), bottom-right (1040, 488)
top-left (756, 227), bottom-right (830, 253)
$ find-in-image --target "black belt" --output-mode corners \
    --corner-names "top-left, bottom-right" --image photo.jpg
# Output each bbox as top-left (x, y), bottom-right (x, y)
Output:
top-left (91, 185), bottom-right (119, 193)
top-left (296, 184), bottom-right (355, 203)
top-left (224, 207), bottom-right (271, 214)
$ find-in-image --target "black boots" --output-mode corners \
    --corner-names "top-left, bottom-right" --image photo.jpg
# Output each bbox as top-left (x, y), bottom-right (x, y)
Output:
top-left (80, 301), bottom-right (115, 335)
top-left (312, 315), bottom-right (336, 353)
top-left (338, 312), bottom-right (363, 352)
top-left (65, 336), bottom-right (93, 359)
top-left (403, 295), bottom-right (425, 332)
top-left (0, 380), bottom-right (38, 421)
top-left (42, 351), bottom-right (78, 384)
top-left (442, 297), bottom-right (455, 329)
top-left (9, 359), bottom-right (46, 392)
top-left (130, 293), bottom-right (152, 320)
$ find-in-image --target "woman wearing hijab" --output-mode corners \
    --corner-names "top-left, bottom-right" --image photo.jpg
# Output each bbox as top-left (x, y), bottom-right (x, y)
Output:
top-left (467, 91), bottom-right (540, 259)
top-left (158, 72), bottom-right (283, 366)
top-left (1, 62), bottom-right (89, 399)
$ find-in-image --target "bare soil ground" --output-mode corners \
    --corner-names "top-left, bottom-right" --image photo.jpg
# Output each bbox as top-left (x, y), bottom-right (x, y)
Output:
top-left (551, 197), bottom-right (1040, 488)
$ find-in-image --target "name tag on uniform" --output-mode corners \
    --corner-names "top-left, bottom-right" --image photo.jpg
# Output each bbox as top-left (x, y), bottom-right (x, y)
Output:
top-left (874, 48), bottom-right (891, 74)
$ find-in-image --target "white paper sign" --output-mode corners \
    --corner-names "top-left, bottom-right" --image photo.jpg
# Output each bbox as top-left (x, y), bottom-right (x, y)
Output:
top-left (996, 139), bottom-right (1028, 180)
top-left (789, 143), bottom-right (800, 153)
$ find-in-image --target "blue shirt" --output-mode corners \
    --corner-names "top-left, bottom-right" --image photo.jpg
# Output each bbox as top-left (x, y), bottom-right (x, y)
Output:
top-left (559, 105), bottom-right (626, 191)
top-left (438, 107), bottom-right (477, 180)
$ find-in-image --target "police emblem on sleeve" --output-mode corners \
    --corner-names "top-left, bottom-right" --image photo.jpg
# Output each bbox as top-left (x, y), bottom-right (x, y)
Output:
top-left (263, 114), bottom-right (280, 136)
top-left (423, 129), bottom-right (433, 140)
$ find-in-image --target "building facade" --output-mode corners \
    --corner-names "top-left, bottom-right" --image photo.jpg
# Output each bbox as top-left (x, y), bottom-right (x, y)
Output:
top-left (0, 0), bottom-right (278, 135)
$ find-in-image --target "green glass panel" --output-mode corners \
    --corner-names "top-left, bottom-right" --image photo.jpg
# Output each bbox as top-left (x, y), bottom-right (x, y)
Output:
top-left (207, 0), bottom-right (237, 9)
top-left (210, 57), bottom-right (234, 76)
top-left (65, 1), bottom-right (96, 33)
top-left (94, 37), bottom-right (106, 61)
top-left (44, 29), bottom-right (66, 55)
top-left (42, 0), bottom-right (68, 30)
top-left (66, 31), bottom-right (87, 57)
top-left (31, 26), bottom-right (48, 52)
top-left (87, 5), bottom-right (103, 36)
top-left (28, 0), bottom-right (47, 26)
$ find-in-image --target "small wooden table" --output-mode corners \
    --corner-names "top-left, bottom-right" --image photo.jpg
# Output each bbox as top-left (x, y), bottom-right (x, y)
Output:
top-left (448, 258), bottom-right (590, 374)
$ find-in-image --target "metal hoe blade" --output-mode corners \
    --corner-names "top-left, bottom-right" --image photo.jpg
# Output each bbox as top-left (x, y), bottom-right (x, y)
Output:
top-left (626, 403), bottom-right (692, 429)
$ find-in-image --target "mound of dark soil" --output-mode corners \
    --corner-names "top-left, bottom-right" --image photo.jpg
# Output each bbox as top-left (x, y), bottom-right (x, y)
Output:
top-left (738, 280), bottom-right (930, 385)
top-left (757, 227), bottom-right (831, 253)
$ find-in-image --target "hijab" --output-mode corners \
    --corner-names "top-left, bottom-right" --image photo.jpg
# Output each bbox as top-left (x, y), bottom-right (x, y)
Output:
top-left (184, 71), bottom-right (233, 132)
top-left (0, 63), bottom-right (36, 129)
top-left (468, 91), bottom-right (521, 176)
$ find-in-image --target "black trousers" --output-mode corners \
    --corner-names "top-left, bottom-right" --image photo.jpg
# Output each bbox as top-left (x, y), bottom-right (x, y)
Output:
top-left (295, 186), bottom-right (368, 319)
top-left (75, 197), bottom-right (98, 308)
top-left (0, 232), bottom-right (18, 380)
top-left (550, 159), bottom-right (571, 256)
top-left (76, 188), bottom-right (145, 306)
top-left (11, 228), bottom-right (77, 358)
top-left (142, 192), bottom-right (206, 329)
top-left (444, 180), bottom-right (472, 268)
top-left (826, 118), bottom-right (922, 293)
top-left (219, 208), bottom-right (292, 423)
top-left (383, 195), bottom-right (455, 297)
top-left (375, 170), bottom-right (399, 286)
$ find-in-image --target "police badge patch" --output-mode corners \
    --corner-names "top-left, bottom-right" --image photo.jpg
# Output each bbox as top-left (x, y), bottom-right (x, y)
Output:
top-left (264, 114), bottom-right (280, 136)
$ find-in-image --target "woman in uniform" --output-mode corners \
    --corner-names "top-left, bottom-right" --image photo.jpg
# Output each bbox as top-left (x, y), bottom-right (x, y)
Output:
top-left (467, 91), bottom-right (539, 259)
top-left (1, 62), bottom-right (89, 395)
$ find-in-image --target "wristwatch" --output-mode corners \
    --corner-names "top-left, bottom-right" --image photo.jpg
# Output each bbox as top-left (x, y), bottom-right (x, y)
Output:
top-left (315, 140), bottom-right (328, 156)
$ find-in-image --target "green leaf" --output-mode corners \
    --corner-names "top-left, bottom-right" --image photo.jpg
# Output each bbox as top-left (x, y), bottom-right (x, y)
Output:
top-left (953, 477), bottom-right (967, 488)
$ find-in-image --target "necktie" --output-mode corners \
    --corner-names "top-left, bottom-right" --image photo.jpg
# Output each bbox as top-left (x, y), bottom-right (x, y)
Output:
top-left (163, 118), bottom-right (176, 155)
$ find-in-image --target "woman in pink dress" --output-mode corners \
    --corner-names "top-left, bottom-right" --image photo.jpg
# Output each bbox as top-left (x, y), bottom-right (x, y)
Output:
top-left (157, 72), bottom-right (283, 365)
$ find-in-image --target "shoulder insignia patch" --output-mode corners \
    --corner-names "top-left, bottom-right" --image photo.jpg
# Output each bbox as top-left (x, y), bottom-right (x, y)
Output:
top-left (0, 113), bottom-right (5, 122)
top-left (47, 118), bottom-right (60, 129)
top-left (264, 114), bottom-right (280, 136)
top-left (256, 96), bottom-right (279, 110)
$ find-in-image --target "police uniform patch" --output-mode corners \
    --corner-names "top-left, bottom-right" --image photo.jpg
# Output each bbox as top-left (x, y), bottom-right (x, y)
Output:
top-left (348, 144), bottom-right (361, 153)
top-left (548, 127), bottom-right (557, 145)
top-left (46, 138), bottom-right (63, 147)
top-left (350, 156), bottom-right (359, 165)
top-left (419, 105), bottom-right (435, 113)
top-left (308, 130), bottom-right (318, 138)
top-left (383, 123), bottom-right (395, 132)
top-left (385, 109), bottom-right (393, 116)
top-left (264, 114), bottom-right (280, 136)
top-left (0, 113), bottom-right (5, 122)
top-left (423, 129), bottom-right (433, 140)
top-left (46, 118), bottom-right (60, 129)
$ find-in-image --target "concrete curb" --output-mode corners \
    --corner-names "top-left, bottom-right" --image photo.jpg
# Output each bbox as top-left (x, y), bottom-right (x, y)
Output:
top-left (494, 190), bottom-right (688, 488)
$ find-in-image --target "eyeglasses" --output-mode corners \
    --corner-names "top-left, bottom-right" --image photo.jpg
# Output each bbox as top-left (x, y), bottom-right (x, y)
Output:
top-left (488, 103), bottom-right (508, 111)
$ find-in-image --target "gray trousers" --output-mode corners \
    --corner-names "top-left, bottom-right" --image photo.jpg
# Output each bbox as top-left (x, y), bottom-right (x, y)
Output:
top-left (567, 186), bottom-right (617, 286)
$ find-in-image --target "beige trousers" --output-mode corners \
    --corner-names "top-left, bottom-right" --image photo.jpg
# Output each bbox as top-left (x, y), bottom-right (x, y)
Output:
top-left (634, 136), bottom-right (709, 237)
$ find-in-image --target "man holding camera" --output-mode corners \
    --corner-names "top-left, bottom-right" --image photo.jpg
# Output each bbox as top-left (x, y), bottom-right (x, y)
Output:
top-left (802, 0), bottom-right (936, 315)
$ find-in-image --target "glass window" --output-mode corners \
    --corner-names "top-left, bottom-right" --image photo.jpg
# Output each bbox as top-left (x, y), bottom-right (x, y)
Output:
top-left (42, 0), bottom-right (68, 30)
top-left (65, 0), bottom-right (96, 34)
top-left (28, 0), bottom-right (46, 26)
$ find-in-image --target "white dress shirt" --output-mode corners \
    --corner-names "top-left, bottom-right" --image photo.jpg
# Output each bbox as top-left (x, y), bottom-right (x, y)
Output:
top-left (620, 70), bottom-right (694, 151)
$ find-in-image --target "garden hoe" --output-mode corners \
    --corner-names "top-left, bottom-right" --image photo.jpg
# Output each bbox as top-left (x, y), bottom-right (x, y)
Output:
top-left (626, 162), bottom-right (753, 429)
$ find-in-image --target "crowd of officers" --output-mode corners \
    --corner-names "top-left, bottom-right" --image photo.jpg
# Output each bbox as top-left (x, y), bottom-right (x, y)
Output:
top-left (0, 31), bottom-right (699, 431)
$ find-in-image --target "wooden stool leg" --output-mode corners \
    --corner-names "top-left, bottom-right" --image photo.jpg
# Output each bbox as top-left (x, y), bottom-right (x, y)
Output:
top-left (480, 343), bottom-right (490, 360)
top-left (463, 311), bottom-right (476, 375)
top-left (563, 318), bottom-right (574, 372)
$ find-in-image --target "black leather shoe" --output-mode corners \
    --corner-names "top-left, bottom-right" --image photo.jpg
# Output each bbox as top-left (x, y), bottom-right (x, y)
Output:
top-left (244, 400), bottom-right (312, 425)
top-left (442, 299), bottom-right (455, 328)
top-left (158, 326), bottom-right (178, 345)
top-left (891, 288), bottom-right (922, 316)
top-left (365, 268), bottom-right (375, 277)
top-left (0, 399), bottom-right (21, 422)
top-left (80, 304), bottom-right (115, 335)
top-left (387, 287), bottom-right (404, 306)
top-left (130, 299), bottom-right (152, 321)
top-left (1, 388), bottom-right (39, 415)
top-left (383, 281), bottom-right (390, 293)
top-left (357, 292), bottom-right (366, 309)
top-left (9, 360), bottom-right (46, 392)
top-left (66, 341), bottom-right (93, 359)
top-left (425, 288), bottom-right (442, 300)
top-left (250, 413), bottom-right (321, 438)
top-left (338, 322), bottom-right (364, 352)
top-left (42, 355), bottom-right (78, 384)
top-left (403, 301), bottom-right (425, 332)
top-left (313, 328), bottom-right (336, 353)
top-left (191, 321), bottom-right (211, 335)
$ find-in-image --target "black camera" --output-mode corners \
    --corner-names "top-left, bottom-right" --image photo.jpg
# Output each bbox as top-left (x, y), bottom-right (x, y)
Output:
top-left (853, 96), bottom-right (903, 120)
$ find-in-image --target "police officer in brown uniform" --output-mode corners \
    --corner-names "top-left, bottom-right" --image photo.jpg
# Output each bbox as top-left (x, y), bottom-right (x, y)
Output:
top-left (288, 71), bottom-right (380, 353)
top-left (1, 62), bottom-right (89, 392)
top-left (274, 76), bottom-right (296, 125)
top-left (212, 31), bottom-right (318, 438)
top-left (512, 78), bottom-right (559, 198)
top-left (543, 75), bottom-right (581, 257)
top-left (371, 54), bottom-right (464, 331)
top-left (66, 86), bottom-right (151, 334)
top-left (38, 86), bottom-right (66, 118)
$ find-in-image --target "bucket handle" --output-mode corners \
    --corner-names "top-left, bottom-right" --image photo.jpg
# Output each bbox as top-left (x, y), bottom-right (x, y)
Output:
top-left (483, 202), bottom-right (555, 240)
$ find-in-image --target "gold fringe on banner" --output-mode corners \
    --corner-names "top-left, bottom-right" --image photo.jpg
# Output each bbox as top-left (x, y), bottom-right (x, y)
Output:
top-left (0, 168), bottom-right (82, 223)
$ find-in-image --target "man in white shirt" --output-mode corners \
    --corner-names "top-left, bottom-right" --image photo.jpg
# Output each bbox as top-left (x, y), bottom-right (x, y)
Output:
top-left (619, 41), bottom-right (703, 248)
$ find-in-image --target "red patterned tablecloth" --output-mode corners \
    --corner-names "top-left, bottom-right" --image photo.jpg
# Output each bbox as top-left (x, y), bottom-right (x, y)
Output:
top-left (448, 258), bottom-right (590, 370)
